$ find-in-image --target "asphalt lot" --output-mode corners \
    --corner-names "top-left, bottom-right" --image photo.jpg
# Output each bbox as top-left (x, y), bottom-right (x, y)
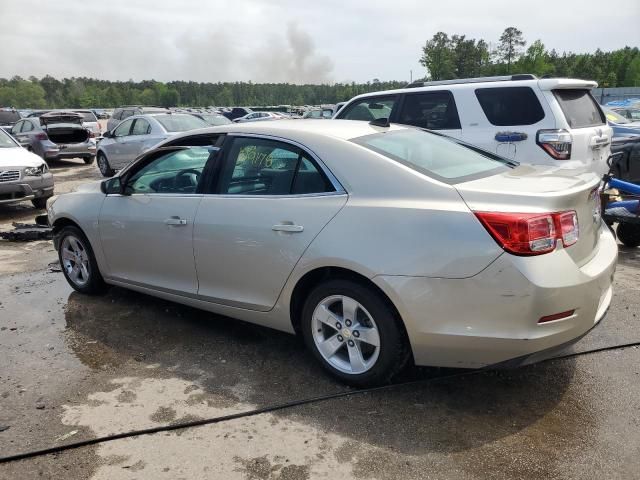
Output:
top-left (1, 154), bottom-right (640, 479)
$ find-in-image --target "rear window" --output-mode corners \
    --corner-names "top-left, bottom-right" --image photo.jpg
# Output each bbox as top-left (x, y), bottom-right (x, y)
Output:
top-left (0, 111), bottom-right (21, 124)
top-left (154, 114), bottom-right (208, 132)
top-left (199, 114), bottom-right (231, 126)
top-left (352, 129), bottom-right (510, 184)
top-left (398, 91), bottom-right (461, 130)
top-left (475, 87), bottom-right (545, 126)
top-left (553, 89), bottom-right (605, 128)
top-left (76, 111), bottom-right (98, 122)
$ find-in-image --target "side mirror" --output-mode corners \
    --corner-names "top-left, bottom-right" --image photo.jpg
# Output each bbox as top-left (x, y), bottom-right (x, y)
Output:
top-left (103, 130), bottom-right (112, 138)
top-left (101, 177), bottom-right (122, 194)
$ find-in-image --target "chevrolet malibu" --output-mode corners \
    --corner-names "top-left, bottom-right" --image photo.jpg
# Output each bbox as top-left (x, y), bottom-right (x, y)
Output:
top-left (47, 120), bottom-right (617, 386)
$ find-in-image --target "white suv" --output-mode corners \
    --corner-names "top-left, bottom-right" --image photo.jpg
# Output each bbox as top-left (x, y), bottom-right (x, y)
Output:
top-left (334, 75), bottom-right (612, 173)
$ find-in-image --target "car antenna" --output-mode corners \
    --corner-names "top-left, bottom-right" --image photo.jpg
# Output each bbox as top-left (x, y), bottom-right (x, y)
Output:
top-left (369, 117), bottom-right (391, 128)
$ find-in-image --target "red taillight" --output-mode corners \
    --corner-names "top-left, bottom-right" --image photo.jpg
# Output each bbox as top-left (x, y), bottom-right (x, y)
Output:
top-left (35, 132), bottom-right (48, 141)
top-left (475, 211), bottom-right (579, 256)
top-left (536, 129), bottom-right (572, 160)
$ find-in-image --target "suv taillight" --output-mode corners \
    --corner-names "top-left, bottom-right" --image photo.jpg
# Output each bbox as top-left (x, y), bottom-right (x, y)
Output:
top-left (536, 129), bottom-right (572, 160)
top-left (474, 211), bottom-right (579, 256)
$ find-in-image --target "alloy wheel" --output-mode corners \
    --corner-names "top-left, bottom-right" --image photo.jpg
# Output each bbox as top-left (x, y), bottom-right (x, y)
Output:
top-left (311, 295), bottom-right (381, 374)
top-left (60, 235), bottom-right (91, 287)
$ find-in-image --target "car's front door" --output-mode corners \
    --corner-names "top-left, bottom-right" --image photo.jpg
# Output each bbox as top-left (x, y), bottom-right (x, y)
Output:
top-left (107, 119), bottom-right (135, 168)
top-left (193, 135), bottom-right (347, 311)
top-left (99, 147), bottom-right (214, 294)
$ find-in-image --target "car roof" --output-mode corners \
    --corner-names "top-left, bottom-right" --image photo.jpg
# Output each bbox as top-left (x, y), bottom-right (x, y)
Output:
top-left (344, 77), bottom-right (598, 103)
top-left (161, 119), bottom-right (409, 144)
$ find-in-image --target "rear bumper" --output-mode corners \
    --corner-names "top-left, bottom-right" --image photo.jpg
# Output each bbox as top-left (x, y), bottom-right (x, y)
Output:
top-left (374, 223), bottom-right (618, 369)
top-left (0, 174), bottom-right (54, 205)
top-left (45, 142), bottom-right (96, 160)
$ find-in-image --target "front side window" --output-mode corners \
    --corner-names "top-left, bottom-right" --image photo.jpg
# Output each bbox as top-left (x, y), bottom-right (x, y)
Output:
top-left (352, 128), bottom-right (511, 184)
top-left (338, 96), bottom-right (397, 121)
top-left (219, 137), bottom-right (334, 195)
top-left (475, 87), bottom-right (545, 126)
top-left (399, 91), bottom-right (461, 130)
top-left (11, 121), bottom-right (23, 134)
top-left (553, 89), bottom-right (605, 128)
top-left (22, 121), bottom-right (34, 132)
top-left (131, 118), bottom-right (151, 135)
top-left (125, 147), bottom-right (213, 195)
top-left (114, 119), bottom-right (134, 137)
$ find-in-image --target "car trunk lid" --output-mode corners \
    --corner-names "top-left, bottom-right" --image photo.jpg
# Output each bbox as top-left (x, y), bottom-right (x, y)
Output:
top-left (454, 165), bottom-right (602, 265)
top-left (40, 111), bottom-right (84, 126)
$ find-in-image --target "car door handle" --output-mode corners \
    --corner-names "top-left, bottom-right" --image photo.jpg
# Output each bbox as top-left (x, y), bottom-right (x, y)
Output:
top-left (272, 224), bottom-right (304, 233)
top-left (165, 217), bottom-right (188, 226)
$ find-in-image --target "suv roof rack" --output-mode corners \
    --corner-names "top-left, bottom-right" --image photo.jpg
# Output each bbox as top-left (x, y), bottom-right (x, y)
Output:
top-left (405, 74), bottom-right (537, 89)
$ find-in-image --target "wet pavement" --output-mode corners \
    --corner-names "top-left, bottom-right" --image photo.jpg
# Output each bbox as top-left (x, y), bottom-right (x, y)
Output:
top-left (1, 159), bottom-right (640, 479)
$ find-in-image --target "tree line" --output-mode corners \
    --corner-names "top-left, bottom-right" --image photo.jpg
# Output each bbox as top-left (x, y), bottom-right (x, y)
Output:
top-left (0, 76), bottom-right (406, 109)
top-left (419, 27), bottom-right (640, 87)
top-left (1, 26), bottom-right (638, 109)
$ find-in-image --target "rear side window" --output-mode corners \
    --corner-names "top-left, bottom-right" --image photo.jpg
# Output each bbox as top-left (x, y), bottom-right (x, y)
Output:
top-left (398, 91), bottom-right (461, 130)
top-left (553, 89), bottom-right (605, 128)
top-left (338, 96), bottom-right (397, 121)
top-left (219, 137), bottom-right (334, 195)
top-left (353, 129), bottom-right (510, 184)
top-left (475, 87), bottom-right (545, 126)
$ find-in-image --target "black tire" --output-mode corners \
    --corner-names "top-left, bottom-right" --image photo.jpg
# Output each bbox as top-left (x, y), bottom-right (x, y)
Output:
top-left (56, 225), bottom-right (107, 294)
top-left (301, 279), bottom-right (411, 387)
top-left (617, 223), bottom-right (640, 248)
top-left (97, 152), bottom-right (115, 177)
top-left (84, 155), bottom-right (96, 165)
top-left (31, 197), bottom-right (49, 209)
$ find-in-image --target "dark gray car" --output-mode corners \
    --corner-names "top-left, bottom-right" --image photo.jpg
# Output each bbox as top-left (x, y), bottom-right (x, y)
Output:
top-left (11, 112), bottom-right (97, 164)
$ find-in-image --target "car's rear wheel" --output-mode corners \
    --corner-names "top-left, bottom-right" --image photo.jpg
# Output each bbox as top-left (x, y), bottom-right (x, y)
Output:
top-left (97, 152), bottom-right (114, 177)
top-left (84, 155), bottom-right (96, 165)
top-left (617, 223), bottom-right (640, 248)
top-left (301, 279), bottom-right (410, 387)
top-left (57, 226), bottom-right (107, 294)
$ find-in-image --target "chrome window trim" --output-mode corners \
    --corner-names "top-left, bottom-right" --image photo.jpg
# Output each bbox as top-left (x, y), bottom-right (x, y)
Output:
top-left (224, 132), bottom-right (346, 195)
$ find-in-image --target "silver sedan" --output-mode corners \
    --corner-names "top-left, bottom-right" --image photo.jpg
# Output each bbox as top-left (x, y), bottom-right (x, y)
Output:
top-left (96, 113), bottom-right (208, 177)
top-left (47, 120), bottom-right (617, 386)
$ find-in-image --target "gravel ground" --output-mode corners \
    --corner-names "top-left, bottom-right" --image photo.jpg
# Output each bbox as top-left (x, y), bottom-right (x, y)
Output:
top-left (1, 152), bottom-right (639, 480)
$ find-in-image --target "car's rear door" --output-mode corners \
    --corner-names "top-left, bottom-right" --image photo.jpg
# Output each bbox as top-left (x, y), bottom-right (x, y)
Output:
top-left (396, 90), bottom-right (462, 139)
top-left (193, 135), bottom-right (347, 311)
top-left (99, 147), bottom-right (213, 293)
top-left (108, 119), bottom-right (135, 169)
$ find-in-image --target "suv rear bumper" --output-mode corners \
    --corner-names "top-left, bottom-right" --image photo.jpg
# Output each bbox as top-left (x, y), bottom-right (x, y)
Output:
top-left (0, 174), bottom-right (54, 205)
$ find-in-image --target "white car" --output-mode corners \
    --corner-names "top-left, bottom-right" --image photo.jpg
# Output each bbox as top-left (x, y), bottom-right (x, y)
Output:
top-left (0, 128), bottom-right (53, 209)
top-left (48, 120), bottom-right (616, 386)
top-left (335, 75), bottom-right (612, 173)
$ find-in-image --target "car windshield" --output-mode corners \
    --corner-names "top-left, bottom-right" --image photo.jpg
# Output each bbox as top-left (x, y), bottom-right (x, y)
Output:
top-left (198, 114), bottom-right (231, 126)
top-left (603, 107), bottom-right (630, 124)
top-left (352, 128), bottom-right (511, 184)
top-left (0, 128), bottom-right (18, 148)
top-left (0, 111), bottom-right (21, 124)
top-left (155, 114), bottom-right (208, 132)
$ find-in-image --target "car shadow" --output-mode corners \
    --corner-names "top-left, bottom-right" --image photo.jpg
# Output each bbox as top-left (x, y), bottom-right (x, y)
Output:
top-left (63, 286), bottom-right (581, 456)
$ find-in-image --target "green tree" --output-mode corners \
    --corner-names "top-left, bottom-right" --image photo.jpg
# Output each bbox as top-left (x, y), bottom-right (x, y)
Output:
top-left (498, 27), bottom-right (526, 73)
top-left (625, 56), bottom-right (640, 86)
top-left (420, 32), bottom-right (455, 80)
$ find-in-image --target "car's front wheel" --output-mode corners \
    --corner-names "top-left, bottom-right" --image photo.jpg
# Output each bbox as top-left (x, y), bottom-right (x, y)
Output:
top-left (97, 152), bottom-right (115, 177)
top-left (57, 226), bottom-right (107, 294)
top-left (301, 279), bottom-right (410, 387)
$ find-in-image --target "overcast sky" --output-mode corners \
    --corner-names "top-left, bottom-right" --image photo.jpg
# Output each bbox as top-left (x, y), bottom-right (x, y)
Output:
top-left (1, 0), bottom-right (637, 84)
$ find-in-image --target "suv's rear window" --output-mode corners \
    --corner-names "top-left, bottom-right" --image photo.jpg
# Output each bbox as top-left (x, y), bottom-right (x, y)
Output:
top-left (353, 129), bottom-right (510, 184)
top-left (475, 87), bottom-right (545, 126)
top-left (154, 114), bottom-right (208, 132)
top-left (0, 111), bottom-right (21, 124)
top-left (553, 89), bottom-right (605, 128)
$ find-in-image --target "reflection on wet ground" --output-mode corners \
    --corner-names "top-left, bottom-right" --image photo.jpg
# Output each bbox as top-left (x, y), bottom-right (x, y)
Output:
top-left (1, 256), bottom-right (640, 479)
